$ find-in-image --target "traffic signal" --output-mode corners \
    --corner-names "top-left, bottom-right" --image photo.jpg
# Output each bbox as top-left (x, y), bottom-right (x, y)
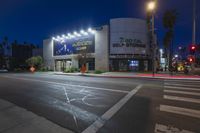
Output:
top-left (189, 45), bottom-right (196, 54)
top-left (189, 58), bottom-right (193, 62)
top-left (188, 56), bottom-right (195, 63)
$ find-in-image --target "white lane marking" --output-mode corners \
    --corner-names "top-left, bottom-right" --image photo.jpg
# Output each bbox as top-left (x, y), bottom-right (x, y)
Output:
top-left (155, 123), bottom-right (195, 133)
top-left (164, 90), bottom-right (200, 96)
top-left (164, 95), bottom-right (200, 104)
top-left (164, 86), bottom-right (200, 91)
top-left (164, 83), bottom-right (200, 88)
top-left (0, 76), bottom-right (129, 94)
top-left (82, 84), bottom-right (143, 133)
top-left (160, 105), bottom-right (200, 119)
top-left (62, 86), bottom-right (79, 129)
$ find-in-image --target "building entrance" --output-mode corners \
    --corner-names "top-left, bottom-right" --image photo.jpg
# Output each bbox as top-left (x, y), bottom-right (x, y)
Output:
top-left (110, 59), bottom-right (149, 72)
top-left (55, 59), bottom-right (72, 72)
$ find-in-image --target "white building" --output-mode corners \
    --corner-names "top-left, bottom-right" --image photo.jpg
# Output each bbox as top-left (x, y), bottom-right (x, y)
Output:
top-left (43, 18), bottom-right (152, 72)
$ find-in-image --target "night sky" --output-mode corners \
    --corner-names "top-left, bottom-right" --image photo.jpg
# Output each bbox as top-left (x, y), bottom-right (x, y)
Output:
top-left (0, 0), bottom-right (199, 49)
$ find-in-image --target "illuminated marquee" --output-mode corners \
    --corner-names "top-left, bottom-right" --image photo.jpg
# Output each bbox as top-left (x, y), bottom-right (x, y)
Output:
top-left (53, 35), bottom-right (95, 56)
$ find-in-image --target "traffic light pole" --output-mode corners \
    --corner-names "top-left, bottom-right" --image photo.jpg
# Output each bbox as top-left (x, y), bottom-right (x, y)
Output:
top-left (192, 0), bottom-right (196, 45)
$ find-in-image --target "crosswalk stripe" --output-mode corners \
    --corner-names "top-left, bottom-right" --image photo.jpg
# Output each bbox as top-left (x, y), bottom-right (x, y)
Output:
top-left (164, 95), bottom-right (200, 104)
top-left (160, 105), bottom-right (200, 119)
top-left (164, 86), bottom-right (200, 91)
top-left (164, 90), bottom-right (200, 96)
top-left (155, 123), bottom-right (195, 133)
top-left (164, 83), bottom-right (200, 88)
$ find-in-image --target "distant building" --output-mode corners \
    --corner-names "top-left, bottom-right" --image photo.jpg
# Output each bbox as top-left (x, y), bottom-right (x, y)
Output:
top-left (32, 48), bottom-right (43, 57)
top-left (11, 44), bottom-right (35, 68)
top-left (159, 49), bottom-right (166, 69)
top-left (43, 18), bottom-right (156, 72)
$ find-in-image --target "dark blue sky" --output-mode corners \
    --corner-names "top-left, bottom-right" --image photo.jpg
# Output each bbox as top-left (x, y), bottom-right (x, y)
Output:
top-left (0, 0), bottom-right (199, 48)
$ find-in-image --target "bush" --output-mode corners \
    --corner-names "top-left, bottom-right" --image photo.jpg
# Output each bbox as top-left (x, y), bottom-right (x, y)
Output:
top-left (64, 67), bottom-right (79, 73)
top-left (26, 56), bottom-right (43, 69)
top-left (94, 70), bottom-right (104, 74)
top-left (39, 67), bottom-right (48, 72)
top-left (14, 68), bottom-right (23, 72)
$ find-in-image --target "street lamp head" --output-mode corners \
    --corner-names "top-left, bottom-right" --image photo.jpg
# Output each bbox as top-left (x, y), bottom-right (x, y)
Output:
top-left (147, 1), bottom-right (156, 11)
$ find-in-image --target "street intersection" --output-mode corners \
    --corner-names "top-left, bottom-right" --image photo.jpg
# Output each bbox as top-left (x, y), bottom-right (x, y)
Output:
top-left (0, 73), bottom-right (199, 133)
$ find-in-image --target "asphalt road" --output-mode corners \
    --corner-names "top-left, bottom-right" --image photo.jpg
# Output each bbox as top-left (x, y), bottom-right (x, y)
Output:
top-left (0, 73), bottom-right (199, 133)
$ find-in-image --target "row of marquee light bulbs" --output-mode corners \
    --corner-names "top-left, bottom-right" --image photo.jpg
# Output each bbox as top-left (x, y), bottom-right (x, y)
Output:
top-left (52, 28), bottom-right (96, 42)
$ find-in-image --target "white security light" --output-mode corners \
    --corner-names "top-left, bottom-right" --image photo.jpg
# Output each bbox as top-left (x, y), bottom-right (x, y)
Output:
top-left (56, 36), bottom-right (61, 41)
top-left (88, 28), bottom-right (95, 34)
top-left (80, 30), bottom-right (88, 35)
top-left (67, 33), bottom-right (74, 38)
top-left (84, 32), bottom-right (88, 35)
top-left (54, 27), bottom-right (94, 41)
top-left (74, 31), bottom-right (81, 37)
top-left (88, 28), bottom-right (92, 32)
top-left (91, 30), bottom-right (95, 34)
top-left (80, 30), bottom-right (85, 34)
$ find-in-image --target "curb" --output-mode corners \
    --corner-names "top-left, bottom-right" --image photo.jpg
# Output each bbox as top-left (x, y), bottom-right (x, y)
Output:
top-left (53, 73), bottom-right (200, 80)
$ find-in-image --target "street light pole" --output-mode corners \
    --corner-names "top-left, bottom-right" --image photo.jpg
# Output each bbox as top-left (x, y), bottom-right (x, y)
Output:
top-left (152, 11), bottom-right (155, 76)
top-left (147, 0), bottom-right (156, 77)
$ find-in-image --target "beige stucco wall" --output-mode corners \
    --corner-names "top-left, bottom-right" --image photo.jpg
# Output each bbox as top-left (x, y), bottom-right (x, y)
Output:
top-left (95, 25), bottom-right (109, 71)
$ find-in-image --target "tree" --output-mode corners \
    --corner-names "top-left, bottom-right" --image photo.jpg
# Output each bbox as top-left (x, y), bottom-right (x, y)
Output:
top-left (0, 43), bottom-right (5, 68)
top-left (162, 9), bottom-right (178, 71)
top-left (0, 36), bottom-right (11, 69)
top-left (26, 56), bottom-right (43, 69)
top-left (76, 48), bottom-right (92, 73)
top-left (2, 36), bottom-right (11, 54)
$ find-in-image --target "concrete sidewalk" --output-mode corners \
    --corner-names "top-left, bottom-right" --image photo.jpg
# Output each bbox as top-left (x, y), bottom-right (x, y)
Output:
top-left (0, 99), bottom-right (73, 133)
top-left (53, 72), bottom-right (200, 80)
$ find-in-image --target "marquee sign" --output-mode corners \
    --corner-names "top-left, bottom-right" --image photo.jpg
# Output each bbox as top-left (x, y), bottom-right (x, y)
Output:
top-left (110, 36), bottom-right (147, 55)
top-left (112, 37), bottom-right (146, 48)
top-left (53, 35), bottom-right (95, 56)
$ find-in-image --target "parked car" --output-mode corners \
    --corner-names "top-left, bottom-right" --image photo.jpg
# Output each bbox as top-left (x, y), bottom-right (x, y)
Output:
top-left (0, 69), bottom-right (8, 73)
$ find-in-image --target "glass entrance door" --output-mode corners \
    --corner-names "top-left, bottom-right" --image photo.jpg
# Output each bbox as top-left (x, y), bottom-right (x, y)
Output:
top-left (55, 60), bottom-right (72, 72)
top-left (129, 60), bottom-right (139, 71)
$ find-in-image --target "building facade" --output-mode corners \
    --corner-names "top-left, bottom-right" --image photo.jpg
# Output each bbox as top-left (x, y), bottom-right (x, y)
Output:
top-left (43, 25), bottom-right (109, 71)
top-left (11, 44), bottom-right (35, 69)
top-left (43, 18), bottom-right (152, 72)
top-left (109, 18), bottom-right (150, 71)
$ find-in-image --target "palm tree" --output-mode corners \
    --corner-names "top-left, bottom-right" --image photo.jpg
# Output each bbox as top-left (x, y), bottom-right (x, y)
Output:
top-left (2, 36), bottom-right (11, 56)
top-left (162, 9), bottom-right (178, 71)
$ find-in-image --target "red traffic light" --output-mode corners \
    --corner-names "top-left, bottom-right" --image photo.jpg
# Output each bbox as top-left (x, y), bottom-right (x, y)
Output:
top-left (188, 56), bottom-right (195, 63)
top-left (189, 58), bottom-right (193, 62)
top-left (191, 46), bottom-right (196, 50)
top-left (189, 45), bottom-right (197, 54)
